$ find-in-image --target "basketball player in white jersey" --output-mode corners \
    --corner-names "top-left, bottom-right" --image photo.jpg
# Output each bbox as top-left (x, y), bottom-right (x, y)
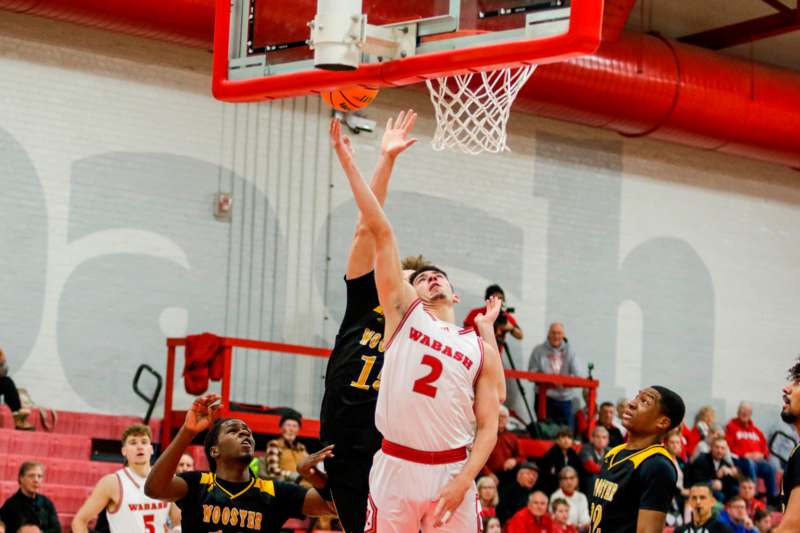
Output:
top-left (73, 423), bottom-right (177, 532)
top-left (332, 115), bottom-right (502, 533)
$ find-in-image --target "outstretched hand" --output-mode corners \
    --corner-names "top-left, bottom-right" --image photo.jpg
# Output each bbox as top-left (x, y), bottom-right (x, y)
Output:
top-left (184, 393), bottom-right (222, 434)
top-left (297, 444), bottom-right (335, 480)
top-left (381, 109), bottom-right (418, 158)
top-left (330, 118), bottom-right (355, 163)
top-left (474, 295), bottom-right (502, 326)
top-left (431, 474), bottom-right (471, 527)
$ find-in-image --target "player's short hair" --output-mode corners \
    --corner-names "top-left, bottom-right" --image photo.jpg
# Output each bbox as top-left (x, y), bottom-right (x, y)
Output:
top-left (121, 423), bottom-right (152, 446)
top-left (401, 255), bottom-right (431, 272)
top-left (651, 385), bottom-right (685, 431)
top-left (788, 356), bottom-right (800, 382)
top-left (204, 418), bottom-right (230, 472)
top-left (484, 284), bottom-right (505, 300)
top-left (551, 497), bottom-right (570, 511)
top-left (409, 265), bottom-right (449, 286)
top-left (18, 461), bottom-right (43, 480)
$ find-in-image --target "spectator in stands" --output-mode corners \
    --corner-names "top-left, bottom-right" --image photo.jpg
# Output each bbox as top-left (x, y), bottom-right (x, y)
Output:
top-left (176, 453), bottom-right (194, 473)
top-left (539, 428), bottom-right (582, 495)
top-left (726, 402), bottom-right (778, 505)
top-left (477, 476), bottom-right (499, 519)
top-left (718, 496), bottom-right (759, 533)
top-left (548, 466), bottom-right (589, 531)
top-left (738, 478), bottom-right (766, 519)
top-left (675, 483), bottom-right (730, 533)
top-left (497, 462), bottom-right (542, 523)
top-left (689, 437), bottom-right (740, 502)
top-left (528, 323), bottom-right (582, 430)
top-left (0, 462), bottom-right (59, 533)
top-left (688, 406), bottom-right (716, 458)
top-left (262, 413), bottom-right (309, 485)
top-left (505, 491), bottom-right (554, 533)
top-left (597, 401), bottom-right (625, 447)
top-left (579, 425), bottom-right (608, 495)
top-left (550, 498), bottom-right (579, 533)
top-left (666, 431), bottom-right (690, 527)
top-left (483, 516), bottom-right (502, 533)
top-left (481, 405), bottom-right (525, 484)
top-left (694, 425), bottom-right (728, 461)
top-left (0, 348), bottom-right (32, 430)
top-left (463, 284), bottom-right (523, 353)
top-left (752, 508), bottom-right (772, 533)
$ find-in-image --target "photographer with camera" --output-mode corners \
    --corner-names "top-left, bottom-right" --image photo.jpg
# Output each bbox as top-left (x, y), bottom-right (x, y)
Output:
top-left (528, 323), bottom-right (583, 431)
top-left (464, 284), bottom-right (523, 354)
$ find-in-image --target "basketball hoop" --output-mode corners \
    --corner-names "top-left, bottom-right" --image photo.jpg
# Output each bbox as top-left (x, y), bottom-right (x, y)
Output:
top-left (425, 65), bottom-right (537, 155)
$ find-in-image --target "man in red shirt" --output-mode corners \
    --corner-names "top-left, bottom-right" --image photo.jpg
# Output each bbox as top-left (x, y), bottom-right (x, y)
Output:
top-left (481, 405), bottom-right (525, 483)
top-left (506, 491), bottom-right (555, 533)
top-left (725, 401), bottom-right (777, 504)
top-left (463, 284), bottom-right (522, 354)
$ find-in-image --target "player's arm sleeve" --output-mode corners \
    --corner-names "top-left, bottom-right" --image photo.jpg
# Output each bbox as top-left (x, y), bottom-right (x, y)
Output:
top-left (175, 472), bottom-right (202, 511)
top-left (340, 271), bottom-right (379, 328)
top-left (638, 456), bottom-right (677, 512)
top-left (272, 481), bottom-right (324, 519)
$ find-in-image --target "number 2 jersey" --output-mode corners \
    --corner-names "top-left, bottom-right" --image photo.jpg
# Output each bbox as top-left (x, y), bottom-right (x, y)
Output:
top-left (588, 443), bottom-right (677, 533)
top-left (375, 298), bottom-right (484, 451)
top-left (320, 271), bottom-right (385, 452)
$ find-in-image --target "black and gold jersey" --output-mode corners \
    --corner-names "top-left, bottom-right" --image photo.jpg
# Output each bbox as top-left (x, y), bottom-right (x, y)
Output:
top-left (783, 443), bottom-right (800, 511)
top-left (589, 443), bottom-right (677, 533)
top-left (320, 271), bottom-right (385, 448)
top-left (176, 471), bottom-right (307, 532)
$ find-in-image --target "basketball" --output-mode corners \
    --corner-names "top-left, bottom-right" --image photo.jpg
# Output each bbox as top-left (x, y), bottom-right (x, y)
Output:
top-left (321, 85), bottom-right (379, 112)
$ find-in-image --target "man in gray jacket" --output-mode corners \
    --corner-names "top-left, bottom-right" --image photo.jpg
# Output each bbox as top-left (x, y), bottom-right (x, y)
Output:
top-left (528, 323), bottom-right (583, 430)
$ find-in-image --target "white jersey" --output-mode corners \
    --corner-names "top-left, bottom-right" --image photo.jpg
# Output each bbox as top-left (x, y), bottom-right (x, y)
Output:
top-left (107, 467), bottom-right (170, 533)
top-left (375, 299), bottom-right (484, 451)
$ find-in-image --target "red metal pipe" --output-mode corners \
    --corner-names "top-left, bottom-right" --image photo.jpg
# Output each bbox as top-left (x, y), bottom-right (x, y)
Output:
top-left (519, 32), bottom-right (800, 168)
top-left (3, 0), bottom-right (800, 167)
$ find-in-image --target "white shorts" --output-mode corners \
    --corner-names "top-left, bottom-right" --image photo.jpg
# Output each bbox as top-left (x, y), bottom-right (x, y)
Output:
top-left (365, 450), bottom-right (481, 533)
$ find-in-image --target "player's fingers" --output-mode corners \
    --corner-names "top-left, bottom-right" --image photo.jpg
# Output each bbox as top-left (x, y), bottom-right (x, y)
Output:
top-left (395, 110), bottom-right (405, 128)
top-left (404, 111), bottom-right (417, 132)
top-left (404, 138), bottom-right (418, 149)
top-left (386, 117), bottom-right (394, 131)
top-left (432, 497), bottom-right (446, 526)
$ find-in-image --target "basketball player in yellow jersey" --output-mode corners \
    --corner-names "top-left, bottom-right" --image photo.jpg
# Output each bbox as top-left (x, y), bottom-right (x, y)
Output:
top-left (336, 111), bottom-right (503, 532)
top-left (588, 386), bottom-right (685, 533)
top-left (72, 424), bottom-right (179, 533)
top-left (775, 358), bottom-right (800, 532)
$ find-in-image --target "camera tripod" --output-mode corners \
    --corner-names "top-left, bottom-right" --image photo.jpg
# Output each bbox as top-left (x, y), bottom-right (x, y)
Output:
top-left (499, 340), bottom-right (541, 438)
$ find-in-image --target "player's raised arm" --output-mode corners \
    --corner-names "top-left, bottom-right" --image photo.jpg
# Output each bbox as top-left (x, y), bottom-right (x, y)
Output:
top-left (145, 394), bottom-right (221, 501)
top-left (432, 340), bottom-right (501, 527)
top-left (331, 118), bottom-right (417, 333)
top-left (473, 295), bottom-right (507, 403)
top-left (333, 110), bottom-right (418, 280)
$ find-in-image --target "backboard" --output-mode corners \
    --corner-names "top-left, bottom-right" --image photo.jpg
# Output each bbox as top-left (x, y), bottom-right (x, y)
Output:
top-left (213, 0), bottom-right (603, 102)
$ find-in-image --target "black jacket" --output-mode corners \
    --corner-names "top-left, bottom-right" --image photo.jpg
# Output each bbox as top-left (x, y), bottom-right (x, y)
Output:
top-left (688, 453), bottom-right (739, 499)
top-left (0, 489), bottom-right (60, 533)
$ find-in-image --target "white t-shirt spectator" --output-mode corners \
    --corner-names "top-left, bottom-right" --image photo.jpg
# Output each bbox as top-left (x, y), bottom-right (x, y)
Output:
top-left (549, 487), bottom-right (590, 528)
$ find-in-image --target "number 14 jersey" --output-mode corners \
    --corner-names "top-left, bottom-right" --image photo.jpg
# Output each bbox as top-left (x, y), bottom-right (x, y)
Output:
top-left (375, 299), bottom-right (484, 451)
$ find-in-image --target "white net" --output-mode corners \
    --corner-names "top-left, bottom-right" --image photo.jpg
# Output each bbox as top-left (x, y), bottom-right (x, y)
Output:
top-left (425, 65), bottom-right (537, 155)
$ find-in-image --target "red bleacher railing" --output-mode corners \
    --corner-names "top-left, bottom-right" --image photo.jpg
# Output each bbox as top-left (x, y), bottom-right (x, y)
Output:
top-left (163, 336), bottom-right (598, 454)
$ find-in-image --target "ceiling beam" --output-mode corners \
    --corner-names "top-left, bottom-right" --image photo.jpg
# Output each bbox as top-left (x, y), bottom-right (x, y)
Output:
top-left (678, 9), bottom-right (800, 49)
top-left (759, 0), bottom-right (792, 14)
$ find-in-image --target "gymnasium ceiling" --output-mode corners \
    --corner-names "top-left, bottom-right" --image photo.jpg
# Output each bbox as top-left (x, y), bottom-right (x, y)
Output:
top-left (626, 0), bottom-right (800, 71)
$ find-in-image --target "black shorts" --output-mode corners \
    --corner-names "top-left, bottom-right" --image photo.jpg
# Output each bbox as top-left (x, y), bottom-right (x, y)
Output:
top-left (322, 426), bottom-right (381, 533)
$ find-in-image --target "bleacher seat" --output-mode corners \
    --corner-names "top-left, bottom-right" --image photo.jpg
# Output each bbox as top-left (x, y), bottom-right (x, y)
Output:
top-left (0, 428), bottom-right (91, 460)
top-left (1, 454), bottom-right (120, 486)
